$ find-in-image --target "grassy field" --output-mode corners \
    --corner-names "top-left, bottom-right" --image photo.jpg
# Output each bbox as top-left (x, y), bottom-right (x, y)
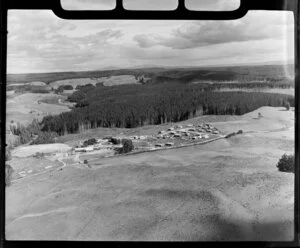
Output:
top-left (11, 143), bottom-right (72, 158)
top-left (6, 107), bottom-right (294, 241)
top-left (6, 93), bottom-right (71, 129)
top-left (7, 64), bottom-right (294, 86)
top-left (5, 64), bottom-right (295, 240)
top-left (8, 157), bottom-right (63, 181)
top-left (213, 87), bottom-right (294, 96)
top-left (49, 75), bottom-right (141, 89)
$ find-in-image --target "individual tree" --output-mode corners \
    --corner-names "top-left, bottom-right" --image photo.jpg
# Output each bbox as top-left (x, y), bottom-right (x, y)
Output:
top-left (277, 154), bottom-right (294, 173)
top-left (121, 139), bottom-right (134, 153)
top-left (55, 89), bottom-right (63, 94)
top-left (284, 101), bottom-right (290, 111)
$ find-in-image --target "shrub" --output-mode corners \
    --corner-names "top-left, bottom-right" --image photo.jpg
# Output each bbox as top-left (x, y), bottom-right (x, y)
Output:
top-left (76, 84), bottom-right (94, 90)
top-left (31, 88), bottom-right (50, 94)
top-left (34, 152), bottom-right (45, 158)
top-left (237, 130), bottom-right (243, 134)
top-left (284, 101), bottom-right (290, 111)
top-left (5, 147), bottom-right (12, 161)
top-left (11, 123), bottom-right (32, 144)
top-left (63, 85), bottom-right (73, 90)
top-left (31, 131), bottom-right (58, 145)
top-left (114, 147), bottom-right (123, 154)
top-left (114, 139), bottom-right (134, 154)
top-left (277, 154), bottom-right (294, 173)
top-left (110, 137), bottom-right (121, 145)
top-left (5, 164), bottom-right (14, 186)
top-left (121, 139), bottom-right (134, 153)
top-left (55, 86), bottom-right (64, 94)
top-left (10, 119), bottom-right (42, 145)
top-left (83, 138), bottom-right (97, 147)
top-left (75, 99), bottom-right (89, 108)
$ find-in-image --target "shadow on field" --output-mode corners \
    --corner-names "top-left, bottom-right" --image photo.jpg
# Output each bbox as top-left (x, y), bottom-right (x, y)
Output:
top-left (168, 213), bottom-right (293, 241)
top-left (109, 187), bottom-right (294, 241)
top-left (207, 219), bottom-right (294, 241)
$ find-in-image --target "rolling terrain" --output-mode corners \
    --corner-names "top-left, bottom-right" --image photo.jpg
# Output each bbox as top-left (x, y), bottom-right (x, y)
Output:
top-left (6, 107), bottom-right (294, 241)
top-left (5, 64), bottom-right (295, 241)
top-left (6, 93), bottom-right (72, 128)
top-left (7, 64), bottom-right (294, 86)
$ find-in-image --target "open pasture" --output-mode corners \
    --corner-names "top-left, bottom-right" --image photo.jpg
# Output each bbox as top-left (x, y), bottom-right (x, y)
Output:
top-left (213, 87), bottom-right (294, 96)
top-left (49, 75), bottom-right (141, 89)
top-left (6, 93), bottom-right (71, 128)
top-left (5, 107), bottom-right (294, 241)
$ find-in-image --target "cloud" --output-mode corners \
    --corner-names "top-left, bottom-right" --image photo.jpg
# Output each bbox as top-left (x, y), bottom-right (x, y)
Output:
top-left (133, 11), bottom-right (292, 50)
top-left (123, 38), bottom-right (290, 64)
top-left (7, 10), bottom-right (294, 73)
top-left (133, 34), bottom-right (158, 48)
top-left (7, 10), bottom-right (124, 73)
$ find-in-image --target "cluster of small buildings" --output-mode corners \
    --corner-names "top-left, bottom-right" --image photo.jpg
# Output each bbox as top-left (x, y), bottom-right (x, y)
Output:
top-left (74, 137), bottom-right (121, 153)
top-left (154, 122), bottom-right (220, 147)
top-left (131, 135), bottom-right (148, 140)
top-left (72, 122), bottom-right (222, 153)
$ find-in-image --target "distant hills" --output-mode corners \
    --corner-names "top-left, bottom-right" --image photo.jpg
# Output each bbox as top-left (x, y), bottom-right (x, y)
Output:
top-left (7, 63), bottom-right (294, 86)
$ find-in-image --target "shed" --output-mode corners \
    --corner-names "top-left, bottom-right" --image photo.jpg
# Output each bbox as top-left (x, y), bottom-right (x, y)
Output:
top-left (75, 148), bottom-right (86, 152)
top-left (165, 142), bottom-right (174, 146)
top-left (85, 146), bottom-right (94, 152)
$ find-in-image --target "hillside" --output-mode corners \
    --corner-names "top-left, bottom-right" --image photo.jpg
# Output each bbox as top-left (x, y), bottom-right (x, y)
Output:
top-left (6, 107), bottom-right (294, 241)
top-left (7, 64), bottom-right (294, 86)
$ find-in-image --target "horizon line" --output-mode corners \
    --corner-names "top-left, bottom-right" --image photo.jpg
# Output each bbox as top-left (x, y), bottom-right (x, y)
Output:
top-left (7, 61), bottom-right (294, 75)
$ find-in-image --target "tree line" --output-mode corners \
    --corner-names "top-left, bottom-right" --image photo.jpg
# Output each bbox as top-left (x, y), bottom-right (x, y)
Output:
top-left (9, 119), bottom-right (58, 146)
top-left (40, 83), bottom-right (294, 135)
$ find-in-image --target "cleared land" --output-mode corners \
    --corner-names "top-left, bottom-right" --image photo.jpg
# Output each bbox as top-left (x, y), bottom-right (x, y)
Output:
top-left (213, 87), bottom-right (294, 96)
top-left (6, 107), bottom-right (294, 241)
top-left (56, 115), bottom-right (240, 147)
top-left (49, 75), bottom-right (141, 89)
top-left (9, 157), bottom-right (63, 181)
top-left (29, 81), bottom-right (47, 86)
top-left (6, 93), bottom-right (71, 128)
top-left (7, 64), bottom-right (294, 86)
top-left (12, 143), bottom-right (72, 158)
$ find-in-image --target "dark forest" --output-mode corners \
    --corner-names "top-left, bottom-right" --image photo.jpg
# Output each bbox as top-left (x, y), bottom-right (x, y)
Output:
top-left (41, 83), bottom-right (294, 135)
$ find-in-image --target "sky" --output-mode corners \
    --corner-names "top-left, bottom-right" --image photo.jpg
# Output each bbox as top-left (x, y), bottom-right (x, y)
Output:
top-left (7, 0), bottom-right (294, 74)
